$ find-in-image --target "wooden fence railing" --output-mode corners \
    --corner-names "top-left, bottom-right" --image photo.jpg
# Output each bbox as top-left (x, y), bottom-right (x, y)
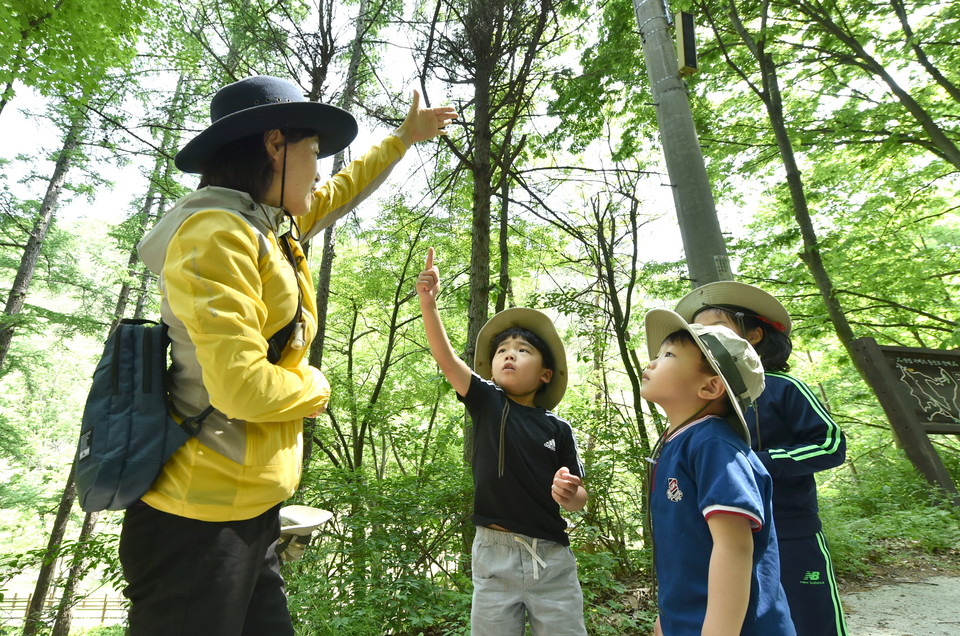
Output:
top-left (0, 593), bottom-right (127, 625)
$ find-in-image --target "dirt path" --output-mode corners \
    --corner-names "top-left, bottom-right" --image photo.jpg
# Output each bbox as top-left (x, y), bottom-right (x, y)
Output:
top-left (842, 574), bottom-right (960, 635)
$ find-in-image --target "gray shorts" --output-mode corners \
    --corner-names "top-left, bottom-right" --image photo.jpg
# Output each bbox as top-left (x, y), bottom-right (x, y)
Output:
top-left (471, 525), bottom-right (587, 636)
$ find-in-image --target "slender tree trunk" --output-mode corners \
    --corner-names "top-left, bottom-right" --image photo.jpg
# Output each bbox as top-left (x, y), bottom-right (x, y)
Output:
top-left (113, 76), bottom-right (187, 329)
top-left (22, 465), bottom-right (78, 635)
top-left (726, 2), bottom-right (859, 353)
top-left (594, 197), bottom-right (650, 454)
top-left (465, 29), bottom-right (495, 467)
top-left (0, 105), bottom-right (84, 370)
top-left (307, 0), bottom-right (369, 472)
top-left (494, 170), bottom-right (510, 314)
top-left (311, 0), bottom-right (367, 366)
top-left (50, 512), bottom-right (99, 636)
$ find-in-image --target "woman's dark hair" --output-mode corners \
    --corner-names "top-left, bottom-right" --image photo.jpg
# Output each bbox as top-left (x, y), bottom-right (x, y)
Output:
top-left (694, 305), bottom-right (792, 372)
top-left (198, 128), bottom-right (317, 202)
top-left (489, 327), bottom-right (555, 372)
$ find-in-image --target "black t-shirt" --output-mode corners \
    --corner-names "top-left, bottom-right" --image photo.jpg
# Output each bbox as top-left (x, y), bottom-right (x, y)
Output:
top-left (459, 373), bottom-right (584, 545)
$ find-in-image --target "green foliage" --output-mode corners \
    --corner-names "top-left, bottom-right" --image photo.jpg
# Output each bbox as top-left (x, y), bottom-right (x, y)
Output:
top-left (820, 457), bottom-right (960, 579)
top-left (71, 627), bottom-right (127, 635)
top-left (1, 1), bottom-right (959, 633)
top-left (2, 0), bottom-right (160, 103)
top-left (547, 0), bottom-right (652, 158)
top-left (285, 466), bottom-right (473, 635)
top-left (577, 548), bottom-right (656, 634)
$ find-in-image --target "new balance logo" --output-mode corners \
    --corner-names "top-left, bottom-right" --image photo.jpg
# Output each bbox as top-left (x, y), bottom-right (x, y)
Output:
top-left (801, 571), bottom-right (824, 584)
top-left (543, 439), bottom-right (556, 451)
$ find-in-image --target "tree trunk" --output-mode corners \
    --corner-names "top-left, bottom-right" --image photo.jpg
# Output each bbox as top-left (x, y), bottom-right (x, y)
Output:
top-left (464, 19), bottom-right (495, 465)
top-left (494, 173), bottom-right (510, 315)
top-left (113, 76), bottom-right (187, 329)
top-left (22, 465), bottom-right (78, 635)
top-left (726, 2), bottom-right (859, 353)
top-left (50, 512), bottom-right (99, 636)
top-left (306, 0), bottom-right (369, 473)
top-left (0, 104), bottom-right (84, 370)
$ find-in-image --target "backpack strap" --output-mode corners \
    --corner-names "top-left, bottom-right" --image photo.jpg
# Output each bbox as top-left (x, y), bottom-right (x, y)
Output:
top-left (178, 405), bottom-right (215, 437)
top-left (266, 231), bottom-right (305, 365)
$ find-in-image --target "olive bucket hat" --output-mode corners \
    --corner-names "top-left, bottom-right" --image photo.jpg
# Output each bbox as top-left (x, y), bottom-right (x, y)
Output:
top-left (644, 309), bottom-right (765, 444)
top-left (175, 75), bottom-right (359, 174)
top-left (474, 307), bottom-right (567, 411)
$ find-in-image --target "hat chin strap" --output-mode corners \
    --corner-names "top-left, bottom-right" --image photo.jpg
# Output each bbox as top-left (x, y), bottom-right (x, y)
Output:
top-left (279, 127), bottom-right (288, 216)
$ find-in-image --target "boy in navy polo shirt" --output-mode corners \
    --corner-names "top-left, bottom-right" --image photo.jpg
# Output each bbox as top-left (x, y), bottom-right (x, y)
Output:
top-left (416, 247), bottom-right (588, 635)
top-left (642, 309), bottom-right (794, 636)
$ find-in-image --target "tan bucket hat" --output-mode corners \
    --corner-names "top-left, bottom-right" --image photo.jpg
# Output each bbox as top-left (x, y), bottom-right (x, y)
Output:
top-left (277, 504), bottom-right (333, 562)
top-left (645, 309), bottom-right (765, 444)
top-left (674, 281), bottom-right (792, 335)
top-left (474, 307), bottom-right (567, 410)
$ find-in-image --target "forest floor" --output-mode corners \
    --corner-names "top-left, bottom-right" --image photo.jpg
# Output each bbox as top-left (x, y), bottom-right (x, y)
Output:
top-left (839, 548), bottom-right (960, 636)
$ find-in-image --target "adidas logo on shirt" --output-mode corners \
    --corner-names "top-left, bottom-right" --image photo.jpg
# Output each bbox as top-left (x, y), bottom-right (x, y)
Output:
top-left (543, 439), bottom-right (556, 451)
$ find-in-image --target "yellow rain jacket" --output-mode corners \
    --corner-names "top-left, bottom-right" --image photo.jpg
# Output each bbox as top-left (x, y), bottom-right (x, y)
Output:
top-left (136, 135), bottom-right (406, 521)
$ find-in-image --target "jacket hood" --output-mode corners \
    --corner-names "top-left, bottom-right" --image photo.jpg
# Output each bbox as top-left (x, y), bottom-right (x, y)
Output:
top-left (138, 186), bottom-right (288, 275)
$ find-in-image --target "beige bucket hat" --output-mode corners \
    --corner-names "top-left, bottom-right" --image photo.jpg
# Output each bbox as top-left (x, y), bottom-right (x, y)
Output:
top-left (474, 307), bottom-right (567, 410)
top-left (675, 281), bottom-right (791, 335)
top-left (645, 309), bottom-right (765, 443)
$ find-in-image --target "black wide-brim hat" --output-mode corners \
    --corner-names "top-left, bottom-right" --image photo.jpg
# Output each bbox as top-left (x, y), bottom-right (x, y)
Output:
top-left (175, 75), bottom-right (359, 174)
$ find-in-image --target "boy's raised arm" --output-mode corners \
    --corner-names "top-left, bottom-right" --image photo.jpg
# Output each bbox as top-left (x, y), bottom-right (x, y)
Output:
top-left (417, 247), bottom-right (473, 397)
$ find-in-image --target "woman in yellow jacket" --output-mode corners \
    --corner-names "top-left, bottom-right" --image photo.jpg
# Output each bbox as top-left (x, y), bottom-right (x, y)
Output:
top-left (119, 75), bottom-right (456, 636)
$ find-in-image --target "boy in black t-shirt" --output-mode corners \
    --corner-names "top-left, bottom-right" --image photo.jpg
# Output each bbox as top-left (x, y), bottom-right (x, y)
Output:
top-left (416, 248), bottom-right (588, 635)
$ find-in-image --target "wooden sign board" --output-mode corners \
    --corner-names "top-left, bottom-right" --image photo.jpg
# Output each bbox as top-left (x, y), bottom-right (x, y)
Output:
top-left (879, 345), bottom-right (960, 433)
top-left (850, 338), bottom-right (959, 502)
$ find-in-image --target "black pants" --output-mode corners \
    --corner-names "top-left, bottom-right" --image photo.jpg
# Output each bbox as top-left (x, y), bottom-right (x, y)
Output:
top-left (119, 501), bottom-right (294, 636)
top-left (779, 531), bottom-right (848, 636)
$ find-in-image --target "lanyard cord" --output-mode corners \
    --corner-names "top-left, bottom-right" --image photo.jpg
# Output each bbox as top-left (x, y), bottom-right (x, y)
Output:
top-left (643, 401), bottom-right (713, 593)
top-left (498, 399), bottom-right (510, 477)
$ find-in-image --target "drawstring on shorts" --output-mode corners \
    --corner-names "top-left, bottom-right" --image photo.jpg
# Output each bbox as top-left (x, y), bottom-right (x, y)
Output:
top-left (513, 535), bottom-right (547, 580)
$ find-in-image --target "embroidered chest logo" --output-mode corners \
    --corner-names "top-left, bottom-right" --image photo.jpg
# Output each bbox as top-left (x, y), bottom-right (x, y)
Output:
top-left (543, 439), bottom-right (556, 451)
top-left (666, 478), bottom-right (683, 502)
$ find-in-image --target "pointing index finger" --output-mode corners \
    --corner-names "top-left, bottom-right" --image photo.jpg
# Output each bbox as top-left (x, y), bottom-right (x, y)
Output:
top-left (426, 247), bottom-right (434, 269)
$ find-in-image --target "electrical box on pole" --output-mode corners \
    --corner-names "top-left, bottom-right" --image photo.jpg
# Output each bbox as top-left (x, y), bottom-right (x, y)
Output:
top-left (632, 0), bottom-right (731, 287)
top-left (676, 12), bottom-right (697, 77)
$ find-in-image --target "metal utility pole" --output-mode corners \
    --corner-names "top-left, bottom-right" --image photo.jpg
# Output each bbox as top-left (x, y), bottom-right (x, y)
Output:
top-left (633, 0), bottom-right (732, 287)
